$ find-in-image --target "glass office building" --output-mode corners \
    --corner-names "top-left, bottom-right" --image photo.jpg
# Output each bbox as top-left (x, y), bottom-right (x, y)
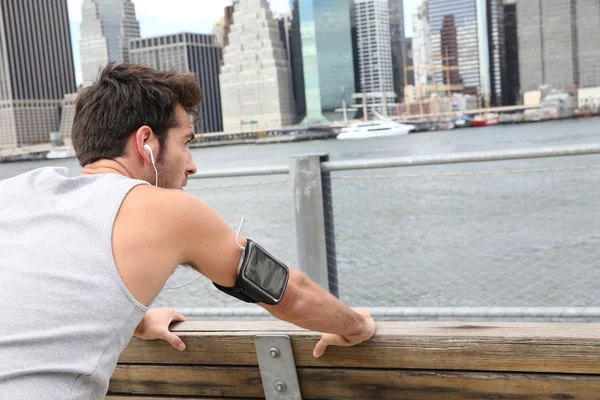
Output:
top-left (291, 0), bottom-right (356, 123)
top-left (80, 0), bottom-right (140, 85)
top-left (429, 0), bottom-right (506, 106)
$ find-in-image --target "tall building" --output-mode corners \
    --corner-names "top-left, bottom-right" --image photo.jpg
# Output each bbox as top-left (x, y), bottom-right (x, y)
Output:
top-left (290, 1), bottom-right (306, 121)
top-left (213, 17), bottom-right (226, 48)
top-left (223, 5), bottom-right (235, 48)
top-left (412, 2), bottom-right (432, 88)
top-left (220, 0), bottom-right (295, 132)
top-left (389, 0), bottom-right (405, 105)
top-left (80, 0), bottom-right (140, 85)
top-left (487, 0), bottom-right (507, 106)
top-left (350, 4), bottom-right (362, 96)
top-left (129, 33), bottom-right (223, 133)
top-left (577, 1), bottom-right (600, 88)
top-left (404, 37), bottom-right (415, 87)
top-left (355, 0), bottom-right (395, 115)
top-left (0, 0), bottom-right (76, 149)
top-left (290, 0), bottom-right (355, 123)
top-left (59, 93), bottom-right (78, 146)
top-left (429, 0), bottom-right (506, 106)
top-left (276, 13), bottom-right (293, 71)
top-left (503, 0), bottom-right (519, 105)
top-left (518, 0), bottom-right (600, 92)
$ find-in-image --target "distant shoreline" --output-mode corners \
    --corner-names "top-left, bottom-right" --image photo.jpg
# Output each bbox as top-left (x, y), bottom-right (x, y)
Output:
top-left (0, 131), bottom-right (338, 164)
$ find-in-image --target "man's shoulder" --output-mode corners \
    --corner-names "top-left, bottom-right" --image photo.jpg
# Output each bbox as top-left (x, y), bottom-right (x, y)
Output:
top-left (122, 185), bottom-right (195, 212)
top-left (0, 167), bottom-right (69, 186)
top-left (118, 186), bottom-right (202, 236)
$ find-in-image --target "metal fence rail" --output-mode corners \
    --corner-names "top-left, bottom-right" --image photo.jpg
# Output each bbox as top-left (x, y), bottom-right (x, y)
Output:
top-left (187, 143), bottom-right (600, 178)
top-left (154, 143), bottom-right (600, 319)
top-left (176, 306), bottom-right (600, 319)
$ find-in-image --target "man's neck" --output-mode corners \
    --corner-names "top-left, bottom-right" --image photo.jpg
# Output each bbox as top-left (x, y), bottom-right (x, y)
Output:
top-left (81, 159), bottom-right (133, 179)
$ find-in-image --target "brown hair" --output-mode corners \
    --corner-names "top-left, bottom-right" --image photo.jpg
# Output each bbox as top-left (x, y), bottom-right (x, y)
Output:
top-left (72, 62), bottom-right (202, 166)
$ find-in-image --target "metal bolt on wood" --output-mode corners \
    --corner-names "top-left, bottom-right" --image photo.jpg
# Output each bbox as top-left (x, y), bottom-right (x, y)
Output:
top-left (275, 381), bottom-right (287, 392)
top-left (270, 347), bottom-right (280, 358)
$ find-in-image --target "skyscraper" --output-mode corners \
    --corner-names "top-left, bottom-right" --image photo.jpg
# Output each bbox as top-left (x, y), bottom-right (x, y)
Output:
top-left (412, 2), bottom-right (432, 88)
top-left (0, 0), bottom-right (76, 149)
top-left (290, 1), bottom-right (306, 120)
top-left (213, 18), bottom-right (226, 48)
top-left (503, 0), bottom-right (519, 105)
top-left (80, 0), bottom-right (140, 85)
top-left (220, 0), bottom-right (295, 132)
top-left (388, 0), bottom-right (405, 104)
top-left (290, 0), bottom-right (355, 123)
top-left (129, 33), bottom-right (223, 133)
top-left (440, 14), bottom-right (463, 88)
top-left (518, 0), bottom-right (600, 92)
top-left (223, 5), bottom-right (235, 48)
top-left (577, 1), bottom-right (600, 88)
top-left (429, 0), bottom-right (506, 106)
top-left (355, 0), bottom-right (395, 115)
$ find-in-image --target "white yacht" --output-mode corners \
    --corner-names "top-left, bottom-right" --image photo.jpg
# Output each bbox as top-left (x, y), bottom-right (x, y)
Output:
top-left (337, 112), bottom-right (416, 140)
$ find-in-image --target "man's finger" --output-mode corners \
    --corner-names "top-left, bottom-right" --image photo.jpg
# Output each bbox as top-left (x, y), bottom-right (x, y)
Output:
top-left (353, 308), bottom-right (371, 317)
top-left (313, 337), bottom-right (328, 358)
top-left (313, 334), bottom-right (347, 358)
top-left (163, 330), bottom-right (186, 351)
top-left (173, 311), bottom-right (188, 322)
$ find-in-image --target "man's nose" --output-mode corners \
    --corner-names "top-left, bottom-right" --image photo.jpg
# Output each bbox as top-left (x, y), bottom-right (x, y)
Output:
top-left (186, 161), bottom-right (197, 176)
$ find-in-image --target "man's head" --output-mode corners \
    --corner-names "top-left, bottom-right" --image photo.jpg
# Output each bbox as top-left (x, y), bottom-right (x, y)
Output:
top-left (72, 63), bottom-right (200, 189)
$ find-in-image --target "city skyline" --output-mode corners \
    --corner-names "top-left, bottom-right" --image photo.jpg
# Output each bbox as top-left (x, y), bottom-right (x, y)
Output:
top-left (130, 33), bottom-right (224, 133)
top-left (79, 0), bottom-right (140, 86)
top-left (67, 0), bottom-right (423, 84)
top-left (0, 0), bottom-right (76, 149)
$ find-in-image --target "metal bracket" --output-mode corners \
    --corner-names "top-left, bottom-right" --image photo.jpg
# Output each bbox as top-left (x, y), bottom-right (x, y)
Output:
top-left (254, 335), bottom-right (302, 400)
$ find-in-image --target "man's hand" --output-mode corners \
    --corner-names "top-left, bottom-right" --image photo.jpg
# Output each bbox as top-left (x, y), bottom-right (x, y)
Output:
top-left (313, 309), bottom-right (376, 358)
top-left (133, 308), bottom-right (188, 351)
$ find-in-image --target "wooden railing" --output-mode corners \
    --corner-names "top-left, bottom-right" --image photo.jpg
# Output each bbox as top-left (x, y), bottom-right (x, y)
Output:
top-left (107, 321), bottom-right (600, 399)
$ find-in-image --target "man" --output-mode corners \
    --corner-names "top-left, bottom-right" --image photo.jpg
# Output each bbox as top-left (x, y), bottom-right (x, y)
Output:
top-left (0, 63), bottom-right (375, 399)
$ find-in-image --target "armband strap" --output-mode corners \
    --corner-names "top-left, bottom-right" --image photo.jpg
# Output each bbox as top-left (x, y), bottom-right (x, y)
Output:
top-left (211, 239), bottom-right (288, 305)
top-left (213, 282), bottom-right (257, 303)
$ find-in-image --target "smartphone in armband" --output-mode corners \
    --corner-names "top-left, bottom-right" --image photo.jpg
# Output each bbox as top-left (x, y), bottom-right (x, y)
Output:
top-left (214, 239), bottom-right (290, 305)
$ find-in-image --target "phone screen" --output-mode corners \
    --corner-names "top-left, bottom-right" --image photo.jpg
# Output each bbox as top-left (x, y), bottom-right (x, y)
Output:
top-left (245, 245), bottom-right (287, 298)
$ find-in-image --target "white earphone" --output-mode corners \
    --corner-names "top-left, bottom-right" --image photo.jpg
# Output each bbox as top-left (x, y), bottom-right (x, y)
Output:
top-left (144, 144), bottom-right (158, 187)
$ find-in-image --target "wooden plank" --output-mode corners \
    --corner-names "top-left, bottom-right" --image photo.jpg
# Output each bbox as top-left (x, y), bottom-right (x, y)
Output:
top-left (118, 322), bottom-right (600, 374)
top-left (299, 369), bottom-right (600, 400)
top-left (167, 321), bottom-right (600, 338)
top-left (108, 365), bottom-right (263, 398)
top-left (108, 365), bottom-right (600, 399)
top-left (106, 397), bottom-right (263, 400)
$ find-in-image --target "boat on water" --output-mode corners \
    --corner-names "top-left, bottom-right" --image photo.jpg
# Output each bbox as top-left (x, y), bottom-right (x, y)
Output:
top-left (472, 113), bottom-right (499, 127)
top-left (46, 148), bottom-right (76, 160)
top-left (337, 112), bottom-right (416, 140)
top-left (453, 115), bottom-right (472, 128)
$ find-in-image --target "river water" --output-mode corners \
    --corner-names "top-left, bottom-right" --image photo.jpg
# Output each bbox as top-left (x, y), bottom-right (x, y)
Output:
top-left (1, 118), bottom-right (600, 312)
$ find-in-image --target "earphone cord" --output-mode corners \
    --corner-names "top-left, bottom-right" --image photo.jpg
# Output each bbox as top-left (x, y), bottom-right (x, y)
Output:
top-left (152, 162), bottom-right (158, 187)
top-left (163, 273), bottom-right (204, 290)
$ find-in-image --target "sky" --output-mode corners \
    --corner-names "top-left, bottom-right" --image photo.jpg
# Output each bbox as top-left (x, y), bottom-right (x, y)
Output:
top-left (67, 0), bottom-right (423, 85)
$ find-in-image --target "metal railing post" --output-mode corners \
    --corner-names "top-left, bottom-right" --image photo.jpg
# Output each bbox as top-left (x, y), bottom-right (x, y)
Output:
top-left (290, 154), bottom-right (338, 296)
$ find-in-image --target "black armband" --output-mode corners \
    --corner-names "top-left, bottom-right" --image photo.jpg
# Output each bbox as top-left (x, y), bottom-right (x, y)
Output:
top-left (213, 239), bottom-right (289, 305)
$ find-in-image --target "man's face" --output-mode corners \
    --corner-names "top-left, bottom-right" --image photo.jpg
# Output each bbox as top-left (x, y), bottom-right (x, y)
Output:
top-left (155, 104), bottom-right (198, 190)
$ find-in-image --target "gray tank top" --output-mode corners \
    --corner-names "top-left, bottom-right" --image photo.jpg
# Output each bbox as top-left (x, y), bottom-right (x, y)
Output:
top-left (0, 167), bottom-right (150, 399)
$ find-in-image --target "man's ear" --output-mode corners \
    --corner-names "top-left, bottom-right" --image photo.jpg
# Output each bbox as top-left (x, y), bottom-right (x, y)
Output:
top-left (133, 126), bottom-right (157, 162)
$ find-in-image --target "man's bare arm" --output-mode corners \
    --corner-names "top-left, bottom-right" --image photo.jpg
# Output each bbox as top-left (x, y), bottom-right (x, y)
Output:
top-left (262, 270), bottom-right (376, 357)
top-left (166, 190), bottom-right (375, 354)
